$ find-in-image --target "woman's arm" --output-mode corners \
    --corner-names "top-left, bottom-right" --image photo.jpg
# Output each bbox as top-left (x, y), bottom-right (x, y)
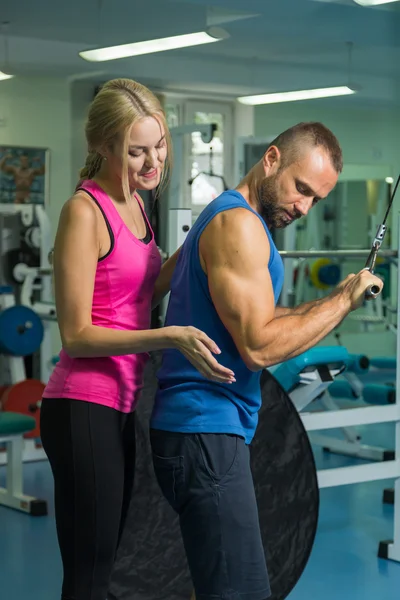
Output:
top-left (152, 247), bottom-right (181, 309)
top-left (53, 195), bottom-right (234, 383)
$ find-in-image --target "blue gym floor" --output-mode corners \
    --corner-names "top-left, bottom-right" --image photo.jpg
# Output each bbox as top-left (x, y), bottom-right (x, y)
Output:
top-left (1, 373), bottom-right (399, 600)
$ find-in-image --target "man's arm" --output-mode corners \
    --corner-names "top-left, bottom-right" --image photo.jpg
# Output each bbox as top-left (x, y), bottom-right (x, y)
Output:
top-left (199, 208), bottom-right (382, 371)
top-left (274, 297), bottom-right (325, 317)
top-left (32, 162), bottom-right (45, 177)
top-left (0, 153), bottom-right (15, 175)
top-left (152, 247), bottom-right (181, 309)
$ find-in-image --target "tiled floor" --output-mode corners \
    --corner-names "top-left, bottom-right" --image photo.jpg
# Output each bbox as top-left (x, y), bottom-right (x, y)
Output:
top-left (1, 375), bottom-right (399, 599)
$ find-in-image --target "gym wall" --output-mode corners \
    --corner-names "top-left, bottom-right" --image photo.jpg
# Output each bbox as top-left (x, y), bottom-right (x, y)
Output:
top-left (0, 75), bottom-right (73, 355)
top-left (70, 80), bottom-right (96, 195)
top-left (0, 76), bottom-right (72, 225)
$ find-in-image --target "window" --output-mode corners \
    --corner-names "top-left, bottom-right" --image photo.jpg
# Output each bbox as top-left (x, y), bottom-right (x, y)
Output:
top-left (184, 101), bottom-right (233, 215)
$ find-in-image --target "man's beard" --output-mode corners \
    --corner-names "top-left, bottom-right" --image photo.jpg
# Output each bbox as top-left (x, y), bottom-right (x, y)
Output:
top-left (258, 174), bottom-right (299, 229)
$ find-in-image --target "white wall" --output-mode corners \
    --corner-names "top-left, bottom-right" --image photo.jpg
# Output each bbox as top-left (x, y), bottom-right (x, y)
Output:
top-left (254, 101), bottom-right (399, 171)
top-left (0, 75), bottom-right (73, 357)
top-left (0, 76), bottom-right (95, 226)
top-left (70, 80), bottom-right (94, 191)
top-left (0, 76), bottom-right (72, 228)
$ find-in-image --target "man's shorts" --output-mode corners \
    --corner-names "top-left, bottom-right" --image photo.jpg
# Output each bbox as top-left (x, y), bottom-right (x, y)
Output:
top-left (150, 429), bottom-right (271, 600)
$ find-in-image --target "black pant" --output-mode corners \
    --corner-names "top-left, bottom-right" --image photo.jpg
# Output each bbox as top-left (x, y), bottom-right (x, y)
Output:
top-left (150, 430), bottom-right (270, 600)
top-left (40, 398), bottom-right (136, 600)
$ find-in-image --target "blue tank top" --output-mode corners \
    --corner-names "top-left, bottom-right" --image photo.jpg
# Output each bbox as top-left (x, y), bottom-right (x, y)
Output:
top-left (150, 190), bottom-right (284, 443)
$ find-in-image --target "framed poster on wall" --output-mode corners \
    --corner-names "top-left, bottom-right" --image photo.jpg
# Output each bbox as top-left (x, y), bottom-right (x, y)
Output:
top-left (0, 145), bottom-right (49, 205)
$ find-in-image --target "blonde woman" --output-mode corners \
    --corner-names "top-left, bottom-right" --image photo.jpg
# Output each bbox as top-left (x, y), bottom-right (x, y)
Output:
top-left (40, 78), bottom-right (235, 600)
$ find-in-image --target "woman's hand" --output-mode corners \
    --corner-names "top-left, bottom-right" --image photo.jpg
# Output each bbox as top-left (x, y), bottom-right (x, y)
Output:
top-left (171, 326), bottom-right (236, 384)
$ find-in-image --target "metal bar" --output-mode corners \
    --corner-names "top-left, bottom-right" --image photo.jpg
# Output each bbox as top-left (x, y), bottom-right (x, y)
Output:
top-left (279, 249), bottom-right (398, 259)
top-left (0, 438), bottom-right (47, 466)
top-left (37, 267), bottom-right (52, 275)
top-left (301, 404), bottom-right (400, 431)
top-left (0, 488), bottom-right (38, 514)
top-left (317, 460), bottom-right (400, 489)
top-left (310, 434), bottom-right (390, 462)
top-left (6, 437), bottom-right (23, 496)
top-left (391, 211), bottom-right (400, 560)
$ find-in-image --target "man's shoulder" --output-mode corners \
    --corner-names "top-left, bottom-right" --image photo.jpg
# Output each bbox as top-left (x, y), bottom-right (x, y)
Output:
top-left (207, 202), bottom-right (265, 236)
top-left (197, 190), bottom-right (244, 215)
top-left (200, 206), bottom-right (270, 264)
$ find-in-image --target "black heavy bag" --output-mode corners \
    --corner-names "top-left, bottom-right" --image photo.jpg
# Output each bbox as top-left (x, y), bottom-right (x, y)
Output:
top-left (253, 369), bottom-right (319, 599)
top-left (109, 353), bottom-right (319, 600)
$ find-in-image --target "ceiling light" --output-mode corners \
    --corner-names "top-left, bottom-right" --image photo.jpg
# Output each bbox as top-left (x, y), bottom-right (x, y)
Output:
top-left (0, 70), bottom-right (14, 81)
top-left (0, 22), bottom-right (14, 80)
top-left (79, 27), bottom-right (229, 62)
top-left (237, 85), bottom-right (358, 105)
top-left (353, 0), bottom-right (400, 5)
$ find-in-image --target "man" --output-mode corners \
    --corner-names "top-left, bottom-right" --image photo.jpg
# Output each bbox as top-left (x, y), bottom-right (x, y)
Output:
top-left (149, 122), bottom-right (382, 600)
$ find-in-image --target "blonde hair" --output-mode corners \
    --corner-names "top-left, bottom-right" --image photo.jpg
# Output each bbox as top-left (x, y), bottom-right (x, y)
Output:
top-left (79, 78), bottom-right (172, 201)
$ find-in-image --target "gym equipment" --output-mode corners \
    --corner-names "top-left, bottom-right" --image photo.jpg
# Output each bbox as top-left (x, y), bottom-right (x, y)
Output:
top-left (279, 219), bottom-right (400, 564)
top-left (158, 123), bottom-right (217, 325)
top-left (347, 353), bottom-right (370, 374)
top-left (0, 305), bottom-right (44, 356)
top-left (0, 288), bottom-right (47, 467)
top-left (1, 380), bottom-right (44, 439)
top-left (363, 383), bottom-right (395, 405)
top-left (274, 346), bottom-right (395, 461)
top-left (273, 347), bottom-right (383, 460)
top-left (384, 488), bottom-right (395, 505)
top-left (159, 208), bottom-right (192, 326)
top-left (188, 143), bottom-right (229, 191)
top-left (329, 348), bottom-right (396, 407)
top-left (329, 378), bottom-right (396, 408)
top-left (0, 411), bottom-right (47, 515)
top-left (309, 258), bottom-right (341, 290)
top-left (272, 346), bottom-right (349, 412)
top-left (364, 173), bottom-right (399, 298)
top-left (0, 207), bottom-right (53, 516)
top-left (0, 202), bottom-right (54, 384)
top-left (2, 247), bottom-right (39, 284)
top-left (109, 351), bottom-right (319, 600)
top-left (0, 379), bottom-right (46, 513)
top-left (329, 378), bottom-right (358, 399)
top-left (279, 249), bottom-right (398, 259)
top-left (371, 356), bottom-right (396, 370)
top-left (0, 297), bottom-right (47, 516)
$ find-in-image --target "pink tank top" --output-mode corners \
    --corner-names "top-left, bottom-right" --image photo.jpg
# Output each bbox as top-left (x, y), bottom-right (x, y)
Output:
top-left (42, 180), bottom-right (162, 412)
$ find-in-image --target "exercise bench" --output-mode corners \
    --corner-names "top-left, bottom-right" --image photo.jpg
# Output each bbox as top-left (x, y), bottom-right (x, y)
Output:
top-left (0, 412), bottom-right (47, 515)
top-left (272, 346), bottom-right (350, 412)
top-left (271, 346), bottom-right (394, 462)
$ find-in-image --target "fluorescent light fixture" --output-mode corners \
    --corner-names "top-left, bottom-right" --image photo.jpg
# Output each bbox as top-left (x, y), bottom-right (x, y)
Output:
top-left (353, 0), bottom-right (400, 6)
top-left (386, 177), bottom-right (394, 184)
top-left (237, 85), bottom-right (358, 105)
top-left (0, 70), bottom-right (14, 81)
top-left (79, 27), bottom-right (229, 62)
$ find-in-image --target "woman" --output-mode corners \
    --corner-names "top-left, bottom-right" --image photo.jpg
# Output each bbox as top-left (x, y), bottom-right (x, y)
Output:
top-left (40, 78), bottom-right (235, 600)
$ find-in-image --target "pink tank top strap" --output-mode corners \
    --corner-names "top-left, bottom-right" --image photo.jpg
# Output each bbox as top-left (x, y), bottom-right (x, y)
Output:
top-left (78, 179), bottom-right (123, 234)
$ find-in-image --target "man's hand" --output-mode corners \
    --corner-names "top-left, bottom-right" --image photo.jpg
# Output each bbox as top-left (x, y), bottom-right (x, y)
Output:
top-left (332, 270), bottom-right (383, 311)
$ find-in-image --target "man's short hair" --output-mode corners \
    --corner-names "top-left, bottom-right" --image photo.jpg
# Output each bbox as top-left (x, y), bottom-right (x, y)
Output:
top-left (269, 122), bottom-right (343, 174)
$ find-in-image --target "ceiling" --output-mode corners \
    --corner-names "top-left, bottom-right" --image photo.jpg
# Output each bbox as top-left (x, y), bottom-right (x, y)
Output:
top-left (1, 0), bottom-right (400, 106)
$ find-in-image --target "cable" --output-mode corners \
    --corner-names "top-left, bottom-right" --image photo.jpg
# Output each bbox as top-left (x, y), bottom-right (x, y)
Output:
top-left (364, 173), bottom-right (400, 297)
